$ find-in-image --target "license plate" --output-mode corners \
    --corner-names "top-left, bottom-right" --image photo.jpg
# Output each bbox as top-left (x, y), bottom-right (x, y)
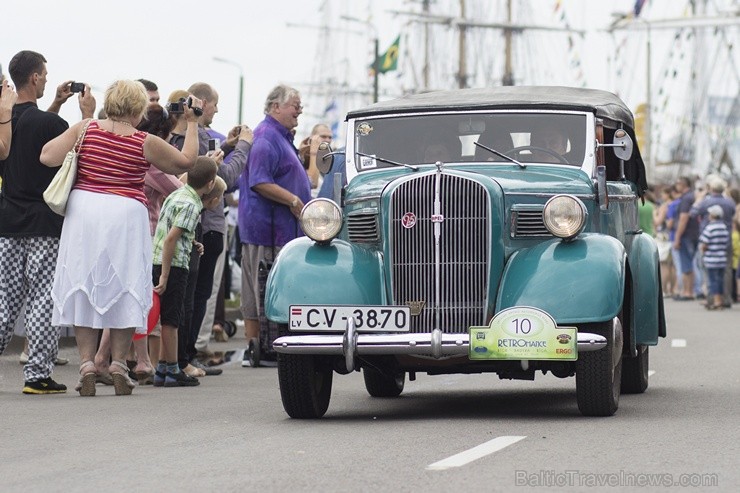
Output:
top-left (289, 305), bottom-right (410, 332)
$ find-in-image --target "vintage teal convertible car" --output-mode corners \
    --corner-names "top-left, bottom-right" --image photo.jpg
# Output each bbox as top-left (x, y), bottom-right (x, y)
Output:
top-left (266, 86), bottom-right (666, 418)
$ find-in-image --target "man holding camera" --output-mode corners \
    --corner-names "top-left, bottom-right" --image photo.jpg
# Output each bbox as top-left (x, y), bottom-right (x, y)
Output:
top-left (168, 82), bottom-right (253, 375)
top-left (0, 50), bottom-right (95, 394)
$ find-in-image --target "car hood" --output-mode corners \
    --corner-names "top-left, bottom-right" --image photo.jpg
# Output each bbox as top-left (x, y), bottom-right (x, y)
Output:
top-left (346, 164), bottom-right (594, 200)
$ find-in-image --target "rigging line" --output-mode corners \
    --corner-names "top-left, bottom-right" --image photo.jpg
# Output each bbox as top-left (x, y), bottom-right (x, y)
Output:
top-left (550, 0), bottom-right (584, 86)
top-left (717, 28), bottom-right (740, 86)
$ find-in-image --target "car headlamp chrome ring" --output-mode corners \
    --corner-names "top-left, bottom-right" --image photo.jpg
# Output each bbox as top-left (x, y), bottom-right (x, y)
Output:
top-left (543, 195), bottom-right (588, 240)
top-left (300, 198), bottom-right (343, 243)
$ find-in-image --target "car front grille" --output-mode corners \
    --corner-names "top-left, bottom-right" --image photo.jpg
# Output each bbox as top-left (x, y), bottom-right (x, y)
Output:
top-left (389, 173), bottom-right (490, 334)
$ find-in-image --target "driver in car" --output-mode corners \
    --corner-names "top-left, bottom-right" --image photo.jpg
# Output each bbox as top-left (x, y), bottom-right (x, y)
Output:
top-left (531, 128), bottom-right (568, 163)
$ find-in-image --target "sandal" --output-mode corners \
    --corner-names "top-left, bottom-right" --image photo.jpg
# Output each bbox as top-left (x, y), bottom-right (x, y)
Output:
top-left (110, 360), bottom-right (136, 396)
top-left (75, 361), bottom-right (98, 397)
top-left (135, 369), bottom-right (155, 386)
top-left (213, 323), bottom-right (229, 342)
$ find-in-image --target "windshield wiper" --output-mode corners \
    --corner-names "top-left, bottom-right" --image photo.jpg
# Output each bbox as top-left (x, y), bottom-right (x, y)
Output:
top-left (356, 151), bottom-right (419, 171)
top-left (473, 141), bottom-right (525, 169)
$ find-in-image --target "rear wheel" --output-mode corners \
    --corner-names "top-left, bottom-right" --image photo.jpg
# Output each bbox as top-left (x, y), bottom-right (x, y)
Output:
top-left (576, 319), bottom-right (623, 416)
top-left (278, 354), bottom-right (333, 419)
top-left (621, 345), bottom-right (649, 394)
top-left (363, 367), bottom-right (405, 397)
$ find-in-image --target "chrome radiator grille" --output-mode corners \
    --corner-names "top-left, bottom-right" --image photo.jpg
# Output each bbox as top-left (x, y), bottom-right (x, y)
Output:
top-left (390, 173), bottom-right (490, 334)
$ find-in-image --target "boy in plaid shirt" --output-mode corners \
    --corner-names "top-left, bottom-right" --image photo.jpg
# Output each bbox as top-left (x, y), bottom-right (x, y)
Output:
top-left (152, 157), bottom-right (219, 386)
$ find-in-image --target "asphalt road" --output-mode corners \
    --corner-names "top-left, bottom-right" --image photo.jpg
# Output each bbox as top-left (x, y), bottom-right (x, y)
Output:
top-left (0, 297), bottom-right (738, 492)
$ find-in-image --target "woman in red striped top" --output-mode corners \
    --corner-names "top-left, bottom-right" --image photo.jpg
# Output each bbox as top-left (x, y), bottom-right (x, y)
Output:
top-left (40, 79), bottom-right (200, 396)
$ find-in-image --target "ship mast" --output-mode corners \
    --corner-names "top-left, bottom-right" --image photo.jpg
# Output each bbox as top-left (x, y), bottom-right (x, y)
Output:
top-left (391, 0), bottom-right (583, 89)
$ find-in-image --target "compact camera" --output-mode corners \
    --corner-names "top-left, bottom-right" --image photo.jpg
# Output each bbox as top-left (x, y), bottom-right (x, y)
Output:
top-left (70, 82), bottom-right (85, 93)
top-left (169, 101), bottom-right (185, 114)
top-left (208, 139), bottom-right (220, 153)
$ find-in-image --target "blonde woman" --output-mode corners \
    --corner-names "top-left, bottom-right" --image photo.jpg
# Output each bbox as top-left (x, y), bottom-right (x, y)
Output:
top-left (40, 80), bottom-right (201, 396)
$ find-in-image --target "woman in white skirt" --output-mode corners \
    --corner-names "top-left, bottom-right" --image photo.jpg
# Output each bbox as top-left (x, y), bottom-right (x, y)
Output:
top-left (40, 80), bottom-right (201, 396)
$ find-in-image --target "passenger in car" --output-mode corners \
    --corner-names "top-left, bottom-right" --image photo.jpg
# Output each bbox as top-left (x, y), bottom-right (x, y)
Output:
top-left (474, 127), bottom-right (513, 161)
top-left (423, 142), bottom-right (452, 163)
top-left (420, 132), bottom-right (461, 163)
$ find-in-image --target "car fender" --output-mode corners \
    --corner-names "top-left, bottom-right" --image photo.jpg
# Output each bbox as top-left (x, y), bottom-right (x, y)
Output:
top-left (498, 234), bottom-right (625, 324)
top-left (265, 238), bottom-right (385, 324)
top-left (626, 232), bottom-right (664, 346)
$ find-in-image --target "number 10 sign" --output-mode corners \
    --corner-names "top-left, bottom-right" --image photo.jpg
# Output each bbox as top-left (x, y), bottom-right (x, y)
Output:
top-left (468, 306), bottom-right (577, 360)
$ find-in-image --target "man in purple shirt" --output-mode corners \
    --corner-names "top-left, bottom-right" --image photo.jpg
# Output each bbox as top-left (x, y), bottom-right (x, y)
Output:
top-left (238, 84), bottom-right (311, 354)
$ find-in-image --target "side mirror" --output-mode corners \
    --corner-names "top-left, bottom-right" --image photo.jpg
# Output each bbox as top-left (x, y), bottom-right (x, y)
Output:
top-left (316, 142), bottom-right (334, 174)
top-left (612, 129), bottom-right (633, 161)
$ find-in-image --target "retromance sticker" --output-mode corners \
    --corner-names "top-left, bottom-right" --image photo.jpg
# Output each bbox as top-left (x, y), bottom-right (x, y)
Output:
top-left (469, 306), bottom-right (577, 361)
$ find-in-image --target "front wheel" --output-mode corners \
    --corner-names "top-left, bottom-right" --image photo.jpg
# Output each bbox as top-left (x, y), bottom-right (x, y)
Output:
top-left (576, 319), bottom-right (623, 416)
top-left (363, 367), bottom-right (405, 397)
top-left (278, 354), bottom-right (333, 419)
top-left (621, 345), bottom-right (649, 394)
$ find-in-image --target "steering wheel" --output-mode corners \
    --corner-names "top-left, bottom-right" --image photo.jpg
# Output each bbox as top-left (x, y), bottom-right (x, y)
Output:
top-left (504, 145), bottom-right (569, 164)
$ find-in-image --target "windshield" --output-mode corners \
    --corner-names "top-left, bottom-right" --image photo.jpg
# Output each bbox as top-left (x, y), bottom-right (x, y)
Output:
top-left (353, 112), bottom-right (587, 171)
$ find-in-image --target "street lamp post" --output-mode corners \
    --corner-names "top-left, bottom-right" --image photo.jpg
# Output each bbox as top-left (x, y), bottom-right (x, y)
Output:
top-left (213, 56), bottom-right (244, 125)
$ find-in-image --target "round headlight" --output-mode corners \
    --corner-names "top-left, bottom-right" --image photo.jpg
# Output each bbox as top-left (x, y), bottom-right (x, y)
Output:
top-left (300, 198), bottom-right (343, 243)
top-left (543, 195), bottom-right (587, 240)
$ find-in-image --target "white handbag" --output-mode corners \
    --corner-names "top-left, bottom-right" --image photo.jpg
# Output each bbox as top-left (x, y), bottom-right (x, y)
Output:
top-left (43, 119), bottom-right (91, 216)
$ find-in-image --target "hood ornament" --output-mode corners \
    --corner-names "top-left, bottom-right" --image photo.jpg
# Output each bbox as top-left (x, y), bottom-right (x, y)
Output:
top-left (406, 300), bottom-right (426, 316)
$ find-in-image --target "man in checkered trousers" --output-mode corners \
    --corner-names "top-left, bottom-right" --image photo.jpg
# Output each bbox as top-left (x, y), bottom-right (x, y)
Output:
top-left (0, 50), bottom-right (95, 394)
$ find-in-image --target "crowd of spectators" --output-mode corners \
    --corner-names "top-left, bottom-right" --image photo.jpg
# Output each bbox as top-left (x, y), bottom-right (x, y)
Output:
top-left (0, 49), bottom-right (343, 395)
top-left (651, 174), bottom-right (739, 310)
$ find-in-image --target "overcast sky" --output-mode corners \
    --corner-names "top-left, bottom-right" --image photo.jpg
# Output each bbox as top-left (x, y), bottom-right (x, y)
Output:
top-left (2, 0), bottom-right (734, 147)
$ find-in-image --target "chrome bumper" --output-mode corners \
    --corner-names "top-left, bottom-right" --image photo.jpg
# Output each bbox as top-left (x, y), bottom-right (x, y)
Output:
top-left (273, 325), bottom-right (607, 369)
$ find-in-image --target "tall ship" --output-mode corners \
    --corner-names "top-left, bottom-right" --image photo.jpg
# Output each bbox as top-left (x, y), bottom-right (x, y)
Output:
top-left (297, 0), bottom-right (739, 183)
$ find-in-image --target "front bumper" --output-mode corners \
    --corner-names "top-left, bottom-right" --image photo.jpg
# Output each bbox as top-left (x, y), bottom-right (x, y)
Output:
top-left (273, 326), bottom-right (607, 370)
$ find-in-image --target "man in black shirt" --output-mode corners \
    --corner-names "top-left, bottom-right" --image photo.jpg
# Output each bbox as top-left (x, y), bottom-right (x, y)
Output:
top-left (0, 50), bottom-right (95, 394)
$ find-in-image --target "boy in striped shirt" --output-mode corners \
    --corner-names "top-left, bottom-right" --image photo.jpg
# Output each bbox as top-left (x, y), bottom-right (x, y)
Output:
top-left (698, 205), bottom-right (730, 310)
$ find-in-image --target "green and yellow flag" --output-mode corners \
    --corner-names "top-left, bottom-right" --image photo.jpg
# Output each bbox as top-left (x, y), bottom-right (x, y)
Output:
top-left (372, 35), bottom-right (400, 74)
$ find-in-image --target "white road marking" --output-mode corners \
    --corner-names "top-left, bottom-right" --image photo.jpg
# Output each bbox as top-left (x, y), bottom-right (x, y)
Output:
top-left (426, 436), bottom-right (526, 471)
top-left (648, 370), bottom-right (656, 377)
top-left (671, 339), bottom-right (687, 348)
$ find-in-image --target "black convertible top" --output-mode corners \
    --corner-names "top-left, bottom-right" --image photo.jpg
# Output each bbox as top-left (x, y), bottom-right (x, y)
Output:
top-left (346, 86), bottom-right (648, 195)
top-left (346, 86), bottom-right (635, 129)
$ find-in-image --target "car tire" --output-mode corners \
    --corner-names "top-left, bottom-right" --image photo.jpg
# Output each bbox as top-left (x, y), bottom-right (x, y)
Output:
top-left (247, 337), bottom-right (261, 368)
top-left (621, 345), bottom-right (649, 394)
top-left (576, 319), bottom-right (622, 416)
top-left (363, 367), bottom-right (405, 397)
top-left (278, 354), bottom-right (333, 419)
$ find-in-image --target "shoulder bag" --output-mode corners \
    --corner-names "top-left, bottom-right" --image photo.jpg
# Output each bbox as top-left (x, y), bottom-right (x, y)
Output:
top-left (43, 119), bottom-right (92, 216)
